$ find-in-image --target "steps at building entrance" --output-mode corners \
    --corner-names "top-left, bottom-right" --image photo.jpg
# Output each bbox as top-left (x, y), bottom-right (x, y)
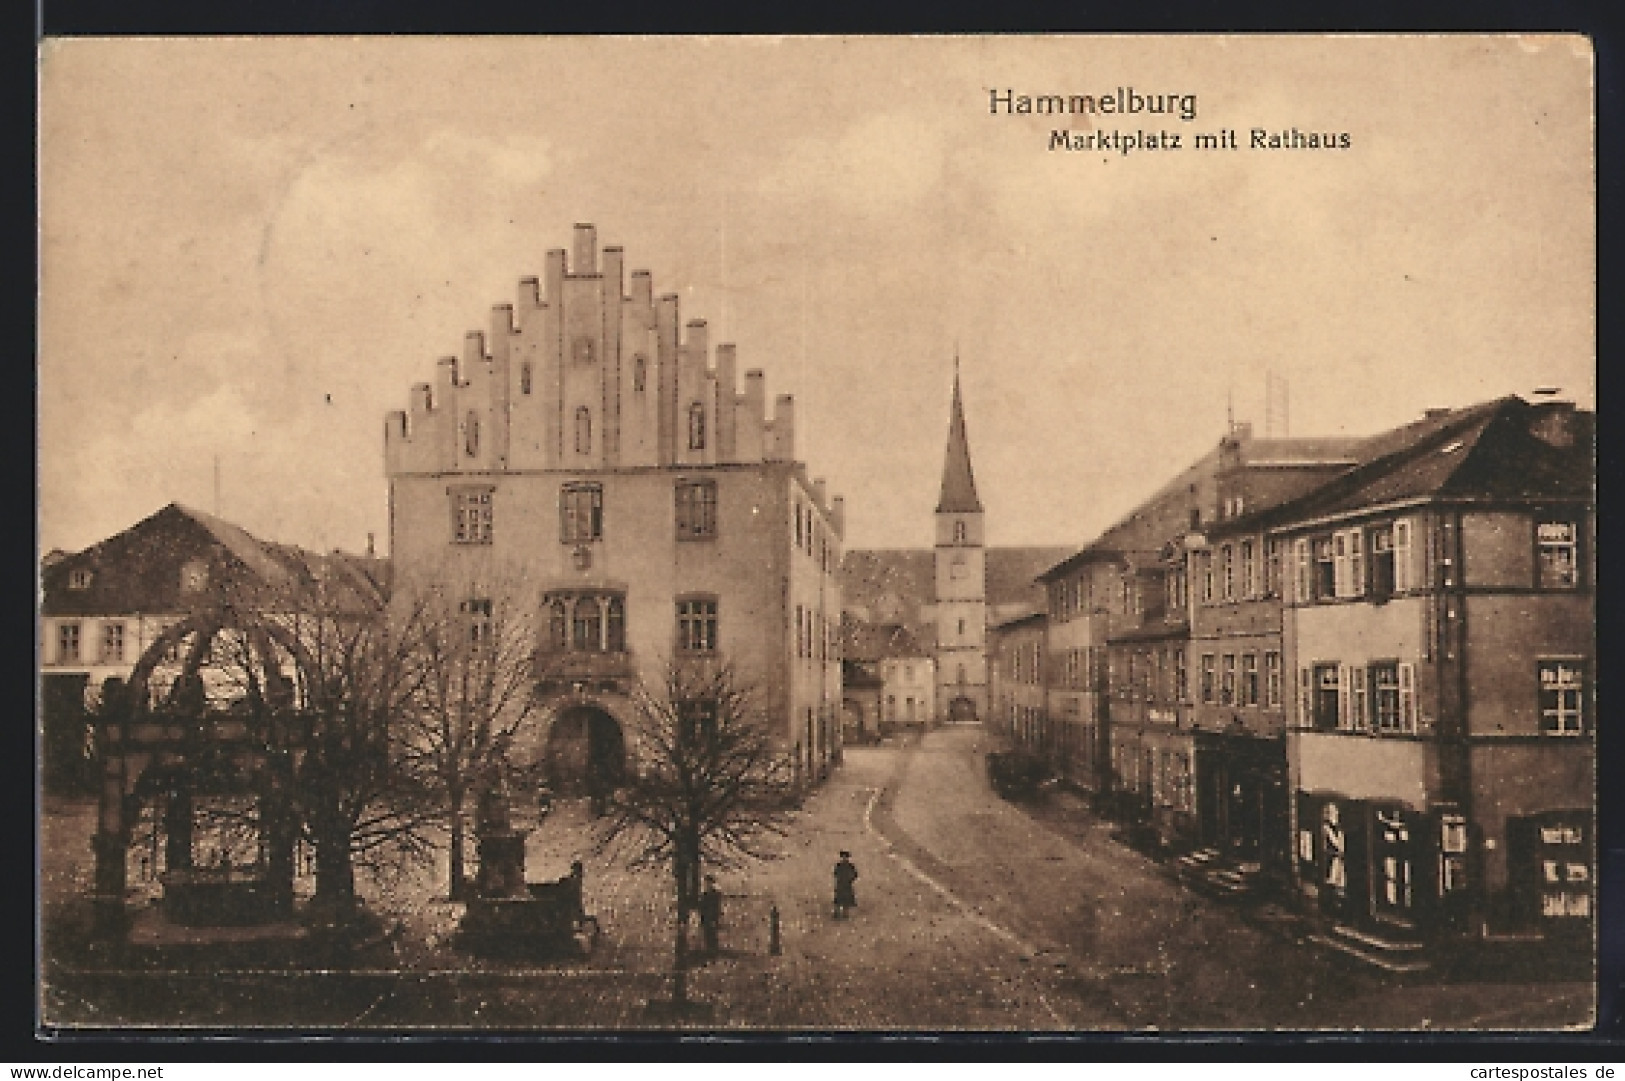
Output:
top-left (1308, 922), bottom-right (1432, 975)
top-left (1173, 848), bottom-right (1263, 900)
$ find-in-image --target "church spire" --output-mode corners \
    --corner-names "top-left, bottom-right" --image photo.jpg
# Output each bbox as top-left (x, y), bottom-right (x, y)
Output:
top-left (936, 360), bottom-right (983, 514)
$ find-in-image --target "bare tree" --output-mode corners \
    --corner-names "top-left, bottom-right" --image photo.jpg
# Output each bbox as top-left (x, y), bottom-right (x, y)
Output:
top-left (394, 573), bottom-right (543, 901)
top-left (595, 659), bottom-right (796, 1009)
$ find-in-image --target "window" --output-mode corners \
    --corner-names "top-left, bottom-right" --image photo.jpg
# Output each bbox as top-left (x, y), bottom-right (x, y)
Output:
top-left (1176, 651), bottom-right (1188, 702)
top-left (794, 502), bottom-right (803, 549)
top-left (1265, 539), bottom-right (1282, 598)
top-left (953, 520), bottom-right (967, 544)
top-left (575, 406), bottom-right (593, 456)
top-left (57, 622), bottom-right (81, 664)
top-left (465, 410), bottom-right (481, 457)
top-left (1200, 654), bottom-right (1216, 704)
top-left (1332, 529), bottom-right (1365, 598)
top-left (1312, 664), bottom-right (1340, 731)
top-left (633, 355), bottom-right (648, 393)
top-left (1313, 538), bottom-right (1336, 600)
top-left (1393, 519), bottom-right (1413, 591)
top-left (1370, 525), bottom-right (1397, 597)
top-left (1293, 538), bottom-right (1312, 603)
top-left (1242, 653), bottom-right (1259, 707)
top-left (688, 402), bottom-right (706, 451)
top-left (1537, 817), bottom-right (1591, 918)
top-left (68, 568), bottom-right (92, 590)
top-left (1345, 664), bottom-right (1367, 731)
top-left (950, 556), bottom-right (967, 580)
top-left (571, 336), bottom-right (596, 366)
top-left (1264, 651), bottom-right (1282, 708)
top-left (677, 598), bottom-right (718, 653)
top-left (1240, 541), bottom-right (1255, 598)
top-left (957, 618), bottom-right (966, 638)
top-left (1220, 545), bottom-right (1234, 601)
top-left (461, 598), bottom-right (493, 650)
top-left (100, 622), bottom-right (125, 664)
top-left (1200, 553), bottom-right (1214, 604)
top-left (1368, 661), bottom-right (1416, 734)
top-left (676, 480), bottom-right (718, 539)
top-left (1221, 654), bottom-right (1236, 706)
top-left (1537, 521), bottom-right (1579, 589)
top-left (451, 487), bottom-right (494, 545)
top-left (1538, 660), bottom-right (1586, 735)
top-left (520, 362), bottom-right (533, 395)
top-left (560, 483), bottom-right (602, 543)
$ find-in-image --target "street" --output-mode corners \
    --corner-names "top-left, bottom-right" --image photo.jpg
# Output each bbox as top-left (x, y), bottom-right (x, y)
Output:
top-left (40, 725), bottom-right (1593, 1031)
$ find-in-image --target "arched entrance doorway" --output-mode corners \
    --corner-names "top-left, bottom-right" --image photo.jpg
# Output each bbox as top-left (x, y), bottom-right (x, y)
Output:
top-left (545, 705), bottom-right (627, 804)
top-left (948, 696), bottom-right (978, 723)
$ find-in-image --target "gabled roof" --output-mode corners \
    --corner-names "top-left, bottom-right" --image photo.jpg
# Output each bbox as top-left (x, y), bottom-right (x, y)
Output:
top-left (936, 371), bottom-right (983, 514)
top-left (841, 620), bottom-right (930, 662)
top-left (839, 546), bottom-right (1071, 621)
top-left (41, 503), bottom-right (388, 618)
top-left (1212, 397), bottom-right (1592, 536)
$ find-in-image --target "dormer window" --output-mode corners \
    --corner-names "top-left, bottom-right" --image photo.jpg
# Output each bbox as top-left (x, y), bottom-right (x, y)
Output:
top-left (68, 568), bottom-right (92, 590)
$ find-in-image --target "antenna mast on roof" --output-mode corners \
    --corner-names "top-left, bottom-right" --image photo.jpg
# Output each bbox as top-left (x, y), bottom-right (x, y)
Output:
top-left (1265, 370), bottom-right (1290, 437)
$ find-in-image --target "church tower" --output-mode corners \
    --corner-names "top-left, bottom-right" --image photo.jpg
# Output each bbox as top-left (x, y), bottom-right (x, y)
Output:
top-left (933, 363), bottom-right (987, 723)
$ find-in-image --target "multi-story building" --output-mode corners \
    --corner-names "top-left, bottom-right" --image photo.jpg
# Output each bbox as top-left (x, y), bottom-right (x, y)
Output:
top-left (839, 619), bottom-right (934, 740)
top-left (988, 610), bottom-right (1047, 751)
top-left (1036, 426), bottom-right (1358, 821)
top-left (39, 503), bottom-right (386, 793)
top-left (384, 224), bottom-right (844, 789)
top-left (1276, 396), bottom-right (1593, 946)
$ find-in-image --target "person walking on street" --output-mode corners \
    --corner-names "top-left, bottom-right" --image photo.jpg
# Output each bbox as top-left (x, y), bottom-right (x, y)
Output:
top-left (832, 851), bottom-right (859, 919)
top-left (699, 875), bottom-right (722, 955)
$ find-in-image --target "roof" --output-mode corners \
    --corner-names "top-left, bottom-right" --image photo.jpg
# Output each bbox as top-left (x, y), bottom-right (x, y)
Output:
top-left (840, 546), bottom-right (1072, 623)
top-left (841, 620), bottom-right (931, 661)
top-left (936, 371), bottom-right (983, 514)
top-left (1217, 397), bottom-right (1592, 534)
top-left (41, 503), bottom-right (389, 618)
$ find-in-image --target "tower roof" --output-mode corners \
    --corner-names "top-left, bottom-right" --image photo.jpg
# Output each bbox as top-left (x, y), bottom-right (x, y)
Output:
top-left (936, 369), bottom-right (983, 514)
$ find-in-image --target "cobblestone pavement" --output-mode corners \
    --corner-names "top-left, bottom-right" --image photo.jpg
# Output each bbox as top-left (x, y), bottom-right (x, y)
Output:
top-left (40, 726), bottom-right (1594, 1032)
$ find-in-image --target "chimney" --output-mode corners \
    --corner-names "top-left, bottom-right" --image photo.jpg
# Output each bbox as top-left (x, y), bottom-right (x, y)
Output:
top-left (572, 223), bottom-right (597, 275)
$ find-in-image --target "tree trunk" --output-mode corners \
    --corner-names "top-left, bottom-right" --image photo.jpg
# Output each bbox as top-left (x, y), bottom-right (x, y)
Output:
top-left (672, 858), bottom-right (690, 1007)
top-left (448, 791), bottom-right (468, 901)
top-left (311, 797), bottom-right (356, 920)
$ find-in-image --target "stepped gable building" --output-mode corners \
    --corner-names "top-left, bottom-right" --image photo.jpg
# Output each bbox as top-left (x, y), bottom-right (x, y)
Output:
top-left (384, 223), bottom-right (844, 790)
top-left (839, 369), bottom-right (1067, 725)
top-left (39, 503), bottom-right (388, 792)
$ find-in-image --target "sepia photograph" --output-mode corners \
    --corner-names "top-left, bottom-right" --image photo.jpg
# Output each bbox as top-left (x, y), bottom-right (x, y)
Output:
top-left (36, 34), bottom-right (1597, 1034)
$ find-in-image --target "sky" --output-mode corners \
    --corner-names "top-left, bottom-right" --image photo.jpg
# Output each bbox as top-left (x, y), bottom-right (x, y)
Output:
top-left (39, 35), bottom-right (1595, 557)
